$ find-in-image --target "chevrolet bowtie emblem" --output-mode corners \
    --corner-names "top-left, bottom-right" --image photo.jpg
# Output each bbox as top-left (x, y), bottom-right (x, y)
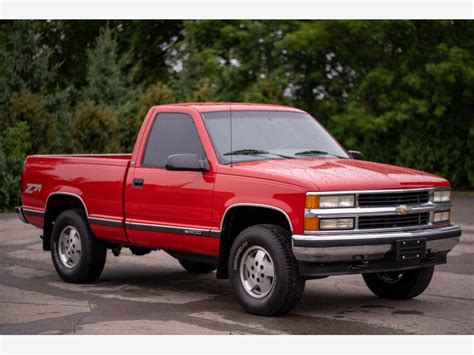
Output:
top-left (395, 205), bottom-right (412, 215)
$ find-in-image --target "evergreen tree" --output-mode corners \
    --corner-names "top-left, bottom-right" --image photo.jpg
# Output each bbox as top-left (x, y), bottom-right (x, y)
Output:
top-left (82, 26), bottom-right (138, 108)
top-left (81, 26), bottom-right (140, 151)
top-left (0, 21), bottom-right (57, 106)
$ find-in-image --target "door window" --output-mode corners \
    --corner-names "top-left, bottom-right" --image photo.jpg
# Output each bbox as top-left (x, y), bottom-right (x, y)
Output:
top-left (142, 113), bottom-right (205, 167)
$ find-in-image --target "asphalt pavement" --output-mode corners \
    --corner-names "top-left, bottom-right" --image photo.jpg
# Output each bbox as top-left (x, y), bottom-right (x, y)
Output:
top-left (0, 196), bottom-right (472, 334)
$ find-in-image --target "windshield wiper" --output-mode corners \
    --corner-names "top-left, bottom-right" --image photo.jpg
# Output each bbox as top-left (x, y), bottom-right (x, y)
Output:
top-left (223, 149), bottom-right (293, 159)
top-left (294, 150), bottom-right (345, 158)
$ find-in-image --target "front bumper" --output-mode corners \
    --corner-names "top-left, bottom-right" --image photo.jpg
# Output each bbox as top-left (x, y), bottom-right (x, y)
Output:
top-left (293, 224), bottom-right (461, 263)
top-left (293, 224), bottom-right (461, 278)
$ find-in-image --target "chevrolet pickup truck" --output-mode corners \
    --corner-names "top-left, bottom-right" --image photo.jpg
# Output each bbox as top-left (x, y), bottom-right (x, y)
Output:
top-left (16, 103), bottom-right (461, 316)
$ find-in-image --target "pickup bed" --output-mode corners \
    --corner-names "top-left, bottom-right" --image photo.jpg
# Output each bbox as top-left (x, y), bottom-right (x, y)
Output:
top-left (17, 103), bottom-right (462, 316)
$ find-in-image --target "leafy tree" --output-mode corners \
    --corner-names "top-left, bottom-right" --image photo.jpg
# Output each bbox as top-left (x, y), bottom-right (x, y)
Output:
top-left (0, 121), bottom-right (31, 210)
top-left (242, 78), bottom-right (288, 104)
top-left (70, 101), bottom-right (119, 154)
top-left (4, 89), bottom-right (60, 154)
top-left (122, 83), bottom-right (175, 151)
top-left (0, 20), bottom-right (472, 213)
top-left (327, 21), bottom-right (474, 187)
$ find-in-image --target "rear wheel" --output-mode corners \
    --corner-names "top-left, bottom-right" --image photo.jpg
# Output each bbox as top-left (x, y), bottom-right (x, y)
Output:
top-left (178, 259), bottom-right (216, 274)
top-left (228, 224), bottom-right (305, 316)
top-left (51, 209), bottom-right (107, 283)
top-left (362, 266), bottom-right (434, 300)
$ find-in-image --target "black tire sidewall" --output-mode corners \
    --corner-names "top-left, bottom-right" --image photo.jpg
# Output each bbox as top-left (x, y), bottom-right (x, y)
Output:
top-left (228, 227), bottom-right (289, 315)
top-left (363, 266), bottom-right (434, 299)
top-left (51, 210), bottom-right (92, 282)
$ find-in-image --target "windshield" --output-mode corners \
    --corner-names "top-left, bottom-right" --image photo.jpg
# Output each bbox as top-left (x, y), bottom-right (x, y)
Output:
top-left (201, 110), bottom-right (349, 164)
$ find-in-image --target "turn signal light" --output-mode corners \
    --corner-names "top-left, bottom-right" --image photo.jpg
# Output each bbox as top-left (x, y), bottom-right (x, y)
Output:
top-left (305, 195), bottom-right (319, 209)
top-left (304, 217), bottom-right (319, 231)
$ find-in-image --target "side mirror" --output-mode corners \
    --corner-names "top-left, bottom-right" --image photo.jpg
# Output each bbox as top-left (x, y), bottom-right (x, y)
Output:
top-left (166, 154), bottom-right (210, 172)
top-left (348, 150), bottom-right (364, 160)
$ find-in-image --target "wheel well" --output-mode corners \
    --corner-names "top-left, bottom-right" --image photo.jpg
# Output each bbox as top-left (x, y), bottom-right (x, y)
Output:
top-left (42, 194), bottom-right (87, 251)
top-left (216, 206), bottom-right (291, 279)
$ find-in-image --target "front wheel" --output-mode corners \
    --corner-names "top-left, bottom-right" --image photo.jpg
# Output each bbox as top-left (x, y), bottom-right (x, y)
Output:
top-left (362, 266), bottom-right (434, 300)
top-left (228, 224), bottom-right (305, 316)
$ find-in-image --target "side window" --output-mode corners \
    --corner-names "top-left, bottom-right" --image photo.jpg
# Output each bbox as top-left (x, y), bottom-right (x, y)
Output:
top-left (142, 113), bottom-right (205, 167)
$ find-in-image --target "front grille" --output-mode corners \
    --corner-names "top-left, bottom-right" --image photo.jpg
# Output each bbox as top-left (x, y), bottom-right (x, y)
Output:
top-left (358, 212), bottom-right (429, 230)
top-left (358, 190), bottom-right (430, 207)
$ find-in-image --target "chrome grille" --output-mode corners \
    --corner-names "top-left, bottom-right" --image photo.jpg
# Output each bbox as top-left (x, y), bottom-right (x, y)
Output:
top-left (358, 190), bottom-right (430, 207)
top-left (358, 212), bottom-right (430, 230)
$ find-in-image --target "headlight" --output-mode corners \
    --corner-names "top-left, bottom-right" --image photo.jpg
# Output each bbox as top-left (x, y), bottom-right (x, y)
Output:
top-left (433, 211), bottom-right (450, 223)
top-left (433, 190), bottom-right (450, 203)
top-left (305, 194), bottom-right (355, 209)
top-left (319, 218), bottom-right (354, 230)
top-left (319, 195), bottom-right (355, 208)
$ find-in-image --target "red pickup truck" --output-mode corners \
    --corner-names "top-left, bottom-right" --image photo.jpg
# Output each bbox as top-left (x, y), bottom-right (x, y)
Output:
top-left (17, 103), bottom-right (461, 316)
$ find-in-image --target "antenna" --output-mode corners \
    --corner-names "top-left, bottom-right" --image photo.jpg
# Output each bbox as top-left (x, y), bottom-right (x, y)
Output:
top-left (230, 101), bottom-right (233, 167)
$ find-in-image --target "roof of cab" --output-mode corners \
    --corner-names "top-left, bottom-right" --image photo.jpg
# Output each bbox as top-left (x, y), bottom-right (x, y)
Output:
top-left (153, 102), bottom-right (305, 113)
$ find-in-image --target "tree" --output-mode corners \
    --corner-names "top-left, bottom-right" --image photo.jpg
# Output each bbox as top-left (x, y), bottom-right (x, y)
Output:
top-left (0, 21), bottom-right (57, 106)
top-left (81, 25), bottom-right (141, 151)
top-left (122, 83), bottom-right (175, 151)
top-left (0, 121), bottom-right (31, 210)
top-left (70, 101), bottom-right (119, 154)
top-left (4, 89), bottom-right (60, 154)
top-left (82, 26), bottom-right (138, 107)
top-left (327, 21), bottom-right (474, 187)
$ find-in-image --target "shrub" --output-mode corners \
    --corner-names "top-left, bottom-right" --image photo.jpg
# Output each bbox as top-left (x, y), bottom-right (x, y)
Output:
top-left (71, 101), bottom-right (120, 154)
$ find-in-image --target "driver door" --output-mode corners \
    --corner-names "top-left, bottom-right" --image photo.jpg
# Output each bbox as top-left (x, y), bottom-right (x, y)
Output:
top-left (124, 112), bottom-right (217, 256)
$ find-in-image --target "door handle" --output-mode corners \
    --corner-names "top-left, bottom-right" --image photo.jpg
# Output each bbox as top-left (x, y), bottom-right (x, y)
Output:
top-left (133, 178), bottom-right (144, 188)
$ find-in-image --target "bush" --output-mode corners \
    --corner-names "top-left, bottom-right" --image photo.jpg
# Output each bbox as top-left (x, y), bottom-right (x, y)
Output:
top-left (6, 89), bottom-right (60, 154)
top-left (70, 101), bottom-right (120, 154)
top-left (0, 121), bottom-right (31, 210)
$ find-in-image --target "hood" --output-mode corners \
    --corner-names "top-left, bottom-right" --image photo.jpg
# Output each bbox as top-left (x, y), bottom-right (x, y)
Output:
top-left (226, 158), bottom-right (449, 191)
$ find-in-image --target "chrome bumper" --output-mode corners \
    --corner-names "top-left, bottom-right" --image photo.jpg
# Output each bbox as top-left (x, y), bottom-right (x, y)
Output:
top-left (292, 225), bottom-right (461, 262)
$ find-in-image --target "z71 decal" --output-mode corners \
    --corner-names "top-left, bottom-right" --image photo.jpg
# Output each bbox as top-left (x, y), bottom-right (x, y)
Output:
top-left (25, 183), bottom-right (42, 194)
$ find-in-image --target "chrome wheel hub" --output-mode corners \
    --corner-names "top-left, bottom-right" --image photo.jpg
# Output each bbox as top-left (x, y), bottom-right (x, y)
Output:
top-left (240, 246), bottom-right (275, 298)
top-left (58, 226), bottom-right (82, 269)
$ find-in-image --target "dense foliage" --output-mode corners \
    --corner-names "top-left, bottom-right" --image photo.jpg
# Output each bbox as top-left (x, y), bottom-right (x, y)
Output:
top-left (0, 20), bottom-right (472, 210)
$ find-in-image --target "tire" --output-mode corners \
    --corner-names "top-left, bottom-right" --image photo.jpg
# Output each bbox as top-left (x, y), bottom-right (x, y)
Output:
top-left (51, 209), bottom-right (107, 283)
top-left (228, 224), bottom-right (305, 316)
top-left (362, 266), bottom-right (434, 300)
top-left (179, 259), bottom-right (216, 274)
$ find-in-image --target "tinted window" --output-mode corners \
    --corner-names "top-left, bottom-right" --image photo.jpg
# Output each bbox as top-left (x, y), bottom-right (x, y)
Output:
top-left (142, 113), bottom-right (205, 167)
top-left (202, 110), bottom-right (348, 164)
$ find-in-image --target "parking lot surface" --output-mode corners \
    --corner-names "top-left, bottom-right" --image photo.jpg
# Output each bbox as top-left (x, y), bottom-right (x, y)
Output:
top-left (0, 196), bottom-right (472, 334)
